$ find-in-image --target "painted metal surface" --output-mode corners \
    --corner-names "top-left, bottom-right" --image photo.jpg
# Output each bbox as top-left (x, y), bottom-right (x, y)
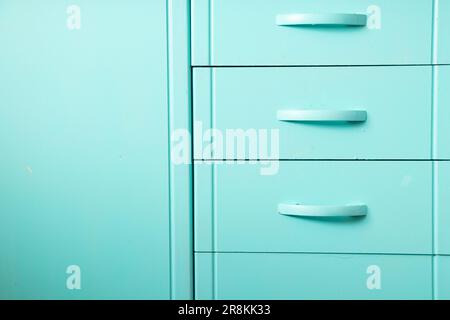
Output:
top-left (0, 0), bottom-right (192, 299)
top-left (191, 0), bottom-right (433, 66)
top-left (195, 253), bottom-right (433, 300)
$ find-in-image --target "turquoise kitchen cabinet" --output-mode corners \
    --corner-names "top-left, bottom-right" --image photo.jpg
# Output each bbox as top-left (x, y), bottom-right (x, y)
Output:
top-left (194, 161), bottom-right (432, 254)
top-left (436, 162), bottom-right (450, 254)
top-left (0, 0), bottom-right (445, 301)
top-left (0, 0), bottom-right (192, 299)
top-left (195, 253), bottom-right (433, 300)
top-left (436, 0), bottom-right (450, 64)
top-left (436, 66), bottom-right (450, 159)
top-left (193, 67), bottom-right (432, 160)
top-left (191, 0), bottom-right (433, 66)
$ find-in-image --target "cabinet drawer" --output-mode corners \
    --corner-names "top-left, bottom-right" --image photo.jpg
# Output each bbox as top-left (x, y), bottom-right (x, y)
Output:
top-left (194, 67), bottom-right (431, 160)
top-left (436, 66), bottom-right (450, 159)
top-left (195, 161), bottom-right (432, 254)
top-left (195, 253), bottom-right (432, 300)
top-left (436, 0), bottom-right (450, 64)
top-left (192, 0), bottom-right (433, 66)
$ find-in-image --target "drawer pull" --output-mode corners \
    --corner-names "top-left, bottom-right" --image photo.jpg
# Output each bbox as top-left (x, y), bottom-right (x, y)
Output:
top-left (276, 13), bottom-right (367, 27)
top-left (277, 109), bottom-right (367, 122)
top-left (278, 204), bottom-right (368, 217)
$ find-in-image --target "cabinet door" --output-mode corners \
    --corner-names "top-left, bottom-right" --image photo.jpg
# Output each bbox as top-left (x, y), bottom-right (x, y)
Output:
top-left (0, 0), bottom-right (170, 299)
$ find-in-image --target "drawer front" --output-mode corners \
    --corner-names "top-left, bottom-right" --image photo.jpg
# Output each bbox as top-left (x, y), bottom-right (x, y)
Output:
top-left (436, 66), bottom-right (450, 159)
top-left (436, 256), bottom-right (450, 300)
top-left (195, 161), bottom-right (432, 254)
top-left (437, 162), bottom-right (450, 254)
top-left (191, 0), bottom-right (433, 66)
top-left (195, 253), bottom-right (432, 300)
top-left (193, 67), bottom-right (432, 160)
top-left (437, 0), bottom-right (450, 64)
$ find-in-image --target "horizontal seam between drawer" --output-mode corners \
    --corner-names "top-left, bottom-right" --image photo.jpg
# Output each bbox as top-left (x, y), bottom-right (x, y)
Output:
top-left (192, 64), bottom-right (450, 68)
top-left (195, 251), bottom-right (433, 256)
top-left (193, 159), bottom-right (450, 161)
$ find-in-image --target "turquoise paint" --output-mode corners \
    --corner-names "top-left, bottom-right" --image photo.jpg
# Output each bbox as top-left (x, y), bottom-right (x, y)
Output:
top-left (191, 0), bottom-right (433, 66)
top-left (436, 0), bottom-right (450, 64)
top-left (194, 67), bottom-right (432, 160)
top-left (195, 161), bottom-right (432, 254)
top-left (196, 253), bottom-right (433, 300)
top-left (191, 0), bottom-right (211, 66)
top-left (436, 162), bottom-right (450, 254)
top-left (434, 256), bottom-right (450, 299)
top-left (436, 67), bottom-right (450, 159)
top-left (167, 0), bottom-right (194, 300)
top-left (0, 0), bottom-right (192, 299)
top-left (194, 252), bottom-right (215, 300)
top-left (194, 161), bottom-right (215, 253)
top-left (0, 0), bottom-right (445, 300)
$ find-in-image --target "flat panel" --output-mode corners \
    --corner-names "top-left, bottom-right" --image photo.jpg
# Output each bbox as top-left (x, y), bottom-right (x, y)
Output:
top-left (194, 161), bottom-right (214, 252)
top-left (0, 0), bottom-right (170, 299)
top-left (436, 256), bottom-right (450, 300)
top-left (194, 67), bottom-right (432, 160)
top-left (167, 0), bottom-right (194, 300)
top-left (191, 0), bottom-right (211, 66)
top-left (194, 253), bottom-right (214, 300)
top-left (437, 0), bottom-right (450, 64)
top-left (196, 253), bottom-right (432, 300)
top-left (195, 161), bottom-right (432, 254)
top-left (436, 162), bottom-right (450, 254)
top-left (192, 0), bottom-right (432, 66)
top-left (436, 66), bottom-right (450, 159)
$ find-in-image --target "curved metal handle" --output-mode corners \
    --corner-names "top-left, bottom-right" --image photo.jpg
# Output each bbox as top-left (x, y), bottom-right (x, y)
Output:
top-left (276, 13), bottom-right (368, 26)
top-left (278, 204), bottom-right (368, 217)
top-left (277, 110), bottom-right (367, 122)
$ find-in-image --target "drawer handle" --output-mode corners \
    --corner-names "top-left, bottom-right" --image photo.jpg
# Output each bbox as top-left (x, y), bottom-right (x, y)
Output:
top-left (278, 204), bottom-right (368, 218)
top-left (276, 13), bottom-right (367, 27)
top-left (277, 110), bottom-right (367, 122)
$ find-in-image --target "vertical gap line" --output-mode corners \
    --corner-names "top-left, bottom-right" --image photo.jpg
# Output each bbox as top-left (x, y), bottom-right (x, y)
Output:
top-left (212, 68), bottom-right (219, 300)
top-left (165, 0), bottom-right (174, 300)
top-left (431, 0), bottom-right (439, 299)
top-left (191, 78), bottom-right (195, 294)
top-left (433, 0), bottom-right (440, 65)
top-left (209, 67), bottom-right (215, 299)
top-left (187, 0), bottom-right (195, 300)
top-left (431, 66), bottom-right (436, 300)
top-left (191, 67), bottom-right (196, 299)
top-left (432, 68), bottom-right (439, 299)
